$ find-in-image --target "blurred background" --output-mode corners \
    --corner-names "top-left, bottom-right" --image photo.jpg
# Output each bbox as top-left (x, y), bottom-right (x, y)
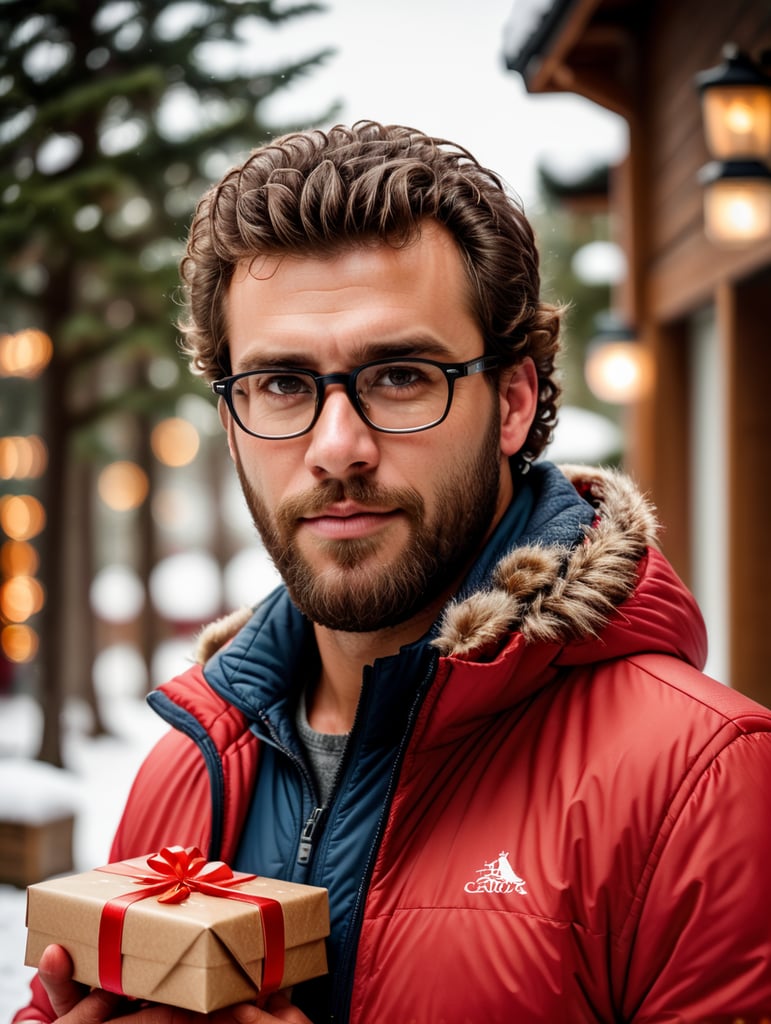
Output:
top-left (1, 1), bottom-right (770, 1010)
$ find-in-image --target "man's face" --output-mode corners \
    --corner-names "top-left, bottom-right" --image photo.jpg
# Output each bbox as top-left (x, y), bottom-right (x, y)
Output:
top-left (222, 222), bottom-right (536, 633)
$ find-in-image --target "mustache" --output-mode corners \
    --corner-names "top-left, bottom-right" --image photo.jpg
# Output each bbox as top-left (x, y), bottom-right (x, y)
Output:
top-left (276, 477), bottom-right (425, 529)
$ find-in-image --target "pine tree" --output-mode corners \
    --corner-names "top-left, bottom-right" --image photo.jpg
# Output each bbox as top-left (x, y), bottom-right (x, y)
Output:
top-left (0, 0), bottom-right (338, 764)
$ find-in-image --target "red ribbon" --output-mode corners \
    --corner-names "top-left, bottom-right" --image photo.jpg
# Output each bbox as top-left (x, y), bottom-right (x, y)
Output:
top-left (96, 846), bottom-right (285, 999)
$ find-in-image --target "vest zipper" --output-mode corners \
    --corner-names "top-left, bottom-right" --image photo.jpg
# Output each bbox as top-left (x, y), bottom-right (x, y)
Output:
top-left (331, 651), bottom-right (439, 1023)
top-left (297, 805), bottom-right (325, 865)
top-left (255, 709), bottom-right (324, 873)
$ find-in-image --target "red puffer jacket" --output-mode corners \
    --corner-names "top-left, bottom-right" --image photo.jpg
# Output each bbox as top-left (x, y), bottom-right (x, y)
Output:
top-left (14, 467), bottom-right (771, 1022)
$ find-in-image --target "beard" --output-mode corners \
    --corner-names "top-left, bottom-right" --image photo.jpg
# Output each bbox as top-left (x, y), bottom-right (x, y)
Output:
top-left (233, 409), bottom-right (504, 633)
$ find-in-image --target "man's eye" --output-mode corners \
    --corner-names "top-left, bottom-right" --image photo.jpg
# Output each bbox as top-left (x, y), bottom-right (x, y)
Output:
top-left (260, 373), bottom-right (313, 397)
top-left (376, 365), bottom-right (423, 388)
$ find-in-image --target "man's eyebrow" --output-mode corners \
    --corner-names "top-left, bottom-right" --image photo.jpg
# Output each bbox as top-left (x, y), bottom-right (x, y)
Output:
top-left (234, 352), bottom-right (313, 371)
top-left (233, 337), bottom-right (456, 372)
top-left (355, 338), bottom-right (454, 362)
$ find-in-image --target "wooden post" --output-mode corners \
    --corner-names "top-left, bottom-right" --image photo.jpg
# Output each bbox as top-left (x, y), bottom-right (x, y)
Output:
top-left (720, 273), bottom-right (771, 705)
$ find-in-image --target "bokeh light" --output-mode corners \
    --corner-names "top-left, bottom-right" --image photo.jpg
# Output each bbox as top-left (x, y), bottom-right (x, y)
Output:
top-left (151, 417), bottom-right (200, 467)
top-left (1, 623), bottom-right (39, 663)
top-left (0, 575), bottom-right (45, 622)
top-left (585, 341), bottom-right (654, 405)
top-left (149, 551), bottom-right (221, 622)
top-left (1, 540), bottom-right (39, 577)
top-left (0, 329), bottom-right (53, 377)
top-left (89, 565), bottom-right (145, 623)
top-left (92, 643), bottom-right (148, 700)
top-left (0, 495), bottom-right (46, 540)
top-left (0, 435), bottom-right (48, 479)
top-left (97, 461), bottom-right (149, 511)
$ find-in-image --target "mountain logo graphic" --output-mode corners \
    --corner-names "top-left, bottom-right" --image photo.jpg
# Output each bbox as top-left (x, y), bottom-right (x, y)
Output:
top-left (463, 850), bottom-right (527, 895)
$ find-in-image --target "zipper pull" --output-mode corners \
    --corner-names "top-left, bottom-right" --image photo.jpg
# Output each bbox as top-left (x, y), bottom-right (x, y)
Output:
top-left (297, 806), bottom-right (324, 865)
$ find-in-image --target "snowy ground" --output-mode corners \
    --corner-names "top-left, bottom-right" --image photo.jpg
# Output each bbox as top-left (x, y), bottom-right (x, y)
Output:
top-left (0, 689), bottom-right (169, 1023)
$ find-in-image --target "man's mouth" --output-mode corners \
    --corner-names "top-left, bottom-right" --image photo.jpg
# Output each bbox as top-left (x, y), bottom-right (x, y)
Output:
top-left (299, 504), bottom-right (402, 541)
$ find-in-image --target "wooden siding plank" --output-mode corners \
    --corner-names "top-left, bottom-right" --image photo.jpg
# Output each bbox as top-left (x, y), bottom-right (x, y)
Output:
top-left (648, 228), bottom-right (771, 322)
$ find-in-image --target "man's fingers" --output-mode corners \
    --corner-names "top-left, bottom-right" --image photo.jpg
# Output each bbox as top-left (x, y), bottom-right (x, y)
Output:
top-left (36, 949), bottom-right (308, 1024)
top-left (258, 992), bottom-right (314, 1022)
top-left (37, 944), bottom-right (122, 1021)
top-left (37, 944), bottom-right (86, 1018)
top-left (208, 993), bottom-right (311, 1024)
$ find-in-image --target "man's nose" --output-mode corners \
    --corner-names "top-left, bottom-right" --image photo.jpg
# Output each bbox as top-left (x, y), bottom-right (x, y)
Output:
top-left (303, 385), bottom-right (380, 479)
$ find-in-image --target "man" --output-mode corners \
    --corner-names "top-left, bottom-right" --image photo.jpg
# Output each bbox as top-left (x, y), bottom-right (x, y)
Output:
top-left (16, 122), bottom-right (771, 1024)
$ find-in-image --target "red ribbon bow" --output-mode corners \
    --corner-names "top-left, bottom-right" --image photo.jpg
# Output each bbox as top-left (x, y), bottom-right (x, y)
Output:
top-left (96, 846), bottom-right (285, 999)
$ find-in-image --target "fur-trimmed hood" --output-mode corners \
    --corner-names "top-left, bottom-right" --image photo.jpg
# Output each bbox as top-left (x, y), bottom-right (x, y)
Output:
top-left (196, 464), bottom-right (706, 672)
top-left (434, 464), bottom-right (662, 659)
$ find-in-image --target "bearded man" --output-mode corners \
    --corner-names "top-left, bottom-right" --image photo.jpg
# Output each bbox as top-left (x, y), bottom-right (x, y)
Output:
top-left (16, 122), bottom-right (771, 1024)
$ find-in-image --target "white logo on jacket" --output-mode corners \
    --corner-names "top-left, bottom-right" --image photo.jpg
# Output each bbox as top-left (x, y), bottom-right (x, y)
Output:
top-left (464, 851), bottom-right (527, 895)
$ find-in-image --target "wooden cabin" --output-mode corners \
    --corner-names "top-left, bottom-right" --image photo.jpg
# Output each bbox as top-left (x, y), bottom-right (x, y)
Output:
top-left (504, 0), bottom-right (771, 705)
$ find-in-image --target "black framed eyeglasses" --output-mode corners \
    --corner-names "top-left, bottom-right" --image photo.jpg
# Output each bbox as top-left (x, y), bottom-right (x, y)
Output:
top-left (212, 354), bottom-right (502, 439)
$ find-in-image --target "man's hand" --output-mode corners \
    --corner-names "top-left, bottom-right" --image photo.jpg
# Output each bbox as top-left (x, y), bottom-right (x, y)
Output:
top-left (36, 945), bottom-right (313, 1023)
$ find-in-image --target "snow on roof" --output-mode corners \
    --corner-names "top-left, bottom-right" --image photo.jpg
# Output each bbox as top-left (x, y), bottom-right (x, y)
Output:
top-left (503, 0), bottom-right (569, 72)
top-left (503, 0), bottom-right (555, 54)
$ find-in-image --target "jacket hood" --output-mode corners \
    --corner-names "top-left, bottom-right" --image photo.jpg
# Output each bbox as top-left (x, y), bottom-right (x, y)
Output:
top-left (196, 464), bottom-right (707, 673)
top-left (433, 464), bottom-right (707, 669)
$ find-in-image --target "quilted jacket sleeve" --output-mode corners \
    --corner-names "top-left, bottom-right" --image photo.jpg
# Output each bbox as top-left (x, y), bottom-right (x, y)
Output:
top-left (109, 728), bottom-right (216, 861)
top-left (618, 725), bottom-right (771, 1019)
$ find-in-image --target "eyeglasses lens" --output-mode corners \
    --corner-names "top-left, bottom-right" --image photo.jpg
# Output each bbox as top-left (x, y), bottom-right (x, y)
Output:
top-left (230, 361), bottom-right (450, 437)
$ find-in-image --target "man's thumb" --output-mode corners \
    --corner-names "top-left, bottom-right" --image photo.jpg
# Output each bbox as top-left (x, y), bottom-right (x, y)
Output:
top-left (37, 945), bottom-right (121, 1021)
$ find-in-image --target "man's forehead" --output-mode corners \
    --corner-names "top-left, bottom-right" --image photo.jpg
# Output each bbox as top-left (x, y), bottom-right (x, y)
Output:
top-left (229, 220), bottom-right (463, 282)
top-left (223, 222), bottom-right (480, 372)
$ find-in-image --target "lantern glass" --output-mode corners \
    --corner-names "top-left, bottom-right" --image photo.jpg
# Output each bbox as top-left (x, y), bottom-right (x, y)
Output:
top-left (703, 175), bottom-right (771, 243)
top-left (584, 339), bottom-right (653, 405)
top-left (702, 84), bottom-right (771, 159)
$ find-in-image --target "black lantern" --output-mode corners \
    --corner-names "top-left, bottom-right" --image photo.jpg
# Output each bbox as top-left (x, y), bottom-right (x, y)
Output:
top-left (698, 159), bottom-right (771, 244)
top-left (695, 45), bottom-right (771, 244)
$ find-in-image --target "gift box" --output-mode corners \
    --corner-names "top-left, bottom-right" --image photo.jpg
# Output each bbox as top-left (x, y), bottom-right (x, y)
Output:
top-left (25, 846), bottom-right (329, 1013)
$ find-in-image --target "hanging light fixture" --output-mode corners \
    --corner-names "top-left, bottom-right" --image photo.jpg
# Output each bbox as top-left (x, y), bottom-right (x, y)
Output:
top-left (695, 45), bottom-right (771, 159)
top-left (584, 313), bottom-right (652, 406)
top-left (698, 160), bottom-right (771, 244)
top-left (695, 45), bottom-right (771, 245)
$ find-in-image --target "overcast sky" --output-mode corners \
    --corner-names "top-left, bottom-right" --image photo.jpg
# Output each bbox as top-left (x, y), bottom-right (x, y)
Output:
top-left (255, 0), bottom-right (628, 210)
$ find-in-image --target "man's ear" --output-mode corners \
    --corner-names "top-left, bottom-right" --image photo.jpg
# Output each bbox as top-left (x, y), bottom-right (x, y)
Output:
top-left (498, 357), bottom-right (539, 458)
top-left (217, 398), bottom-right (237, 461)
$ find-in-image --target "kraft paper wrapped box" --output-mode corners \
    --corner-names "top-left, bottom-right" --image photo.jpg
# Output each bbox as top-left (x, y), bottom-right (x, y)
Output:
top-left (24, 847), bottom-right (330, 1013)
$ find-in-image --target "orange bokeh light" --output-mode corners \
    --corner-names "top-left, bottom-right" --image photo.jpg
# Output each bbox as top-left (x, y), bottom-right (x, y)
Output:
top-left (0, 575), bottom-right (45, 622)
top-left (151, 417), bottom-right (200, 468)
top-left (97, 461), bottom-right (149, 511)
top-left (0, 540), bottom-right (39, 576)
top-left (0, 435), bottom-right (48, 479)
top-left (1, 623), bottom-right (39, 663)
top-left (0, 495), bottom-right (46, 540)
top-left (0, 329), bottom-right (53, 378)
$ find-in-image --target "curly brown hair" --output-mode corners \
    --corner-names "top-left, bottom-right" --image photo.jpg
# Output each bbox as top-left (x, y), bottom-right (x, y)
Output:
top-left (179, 121), bottom-right (562, 465)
